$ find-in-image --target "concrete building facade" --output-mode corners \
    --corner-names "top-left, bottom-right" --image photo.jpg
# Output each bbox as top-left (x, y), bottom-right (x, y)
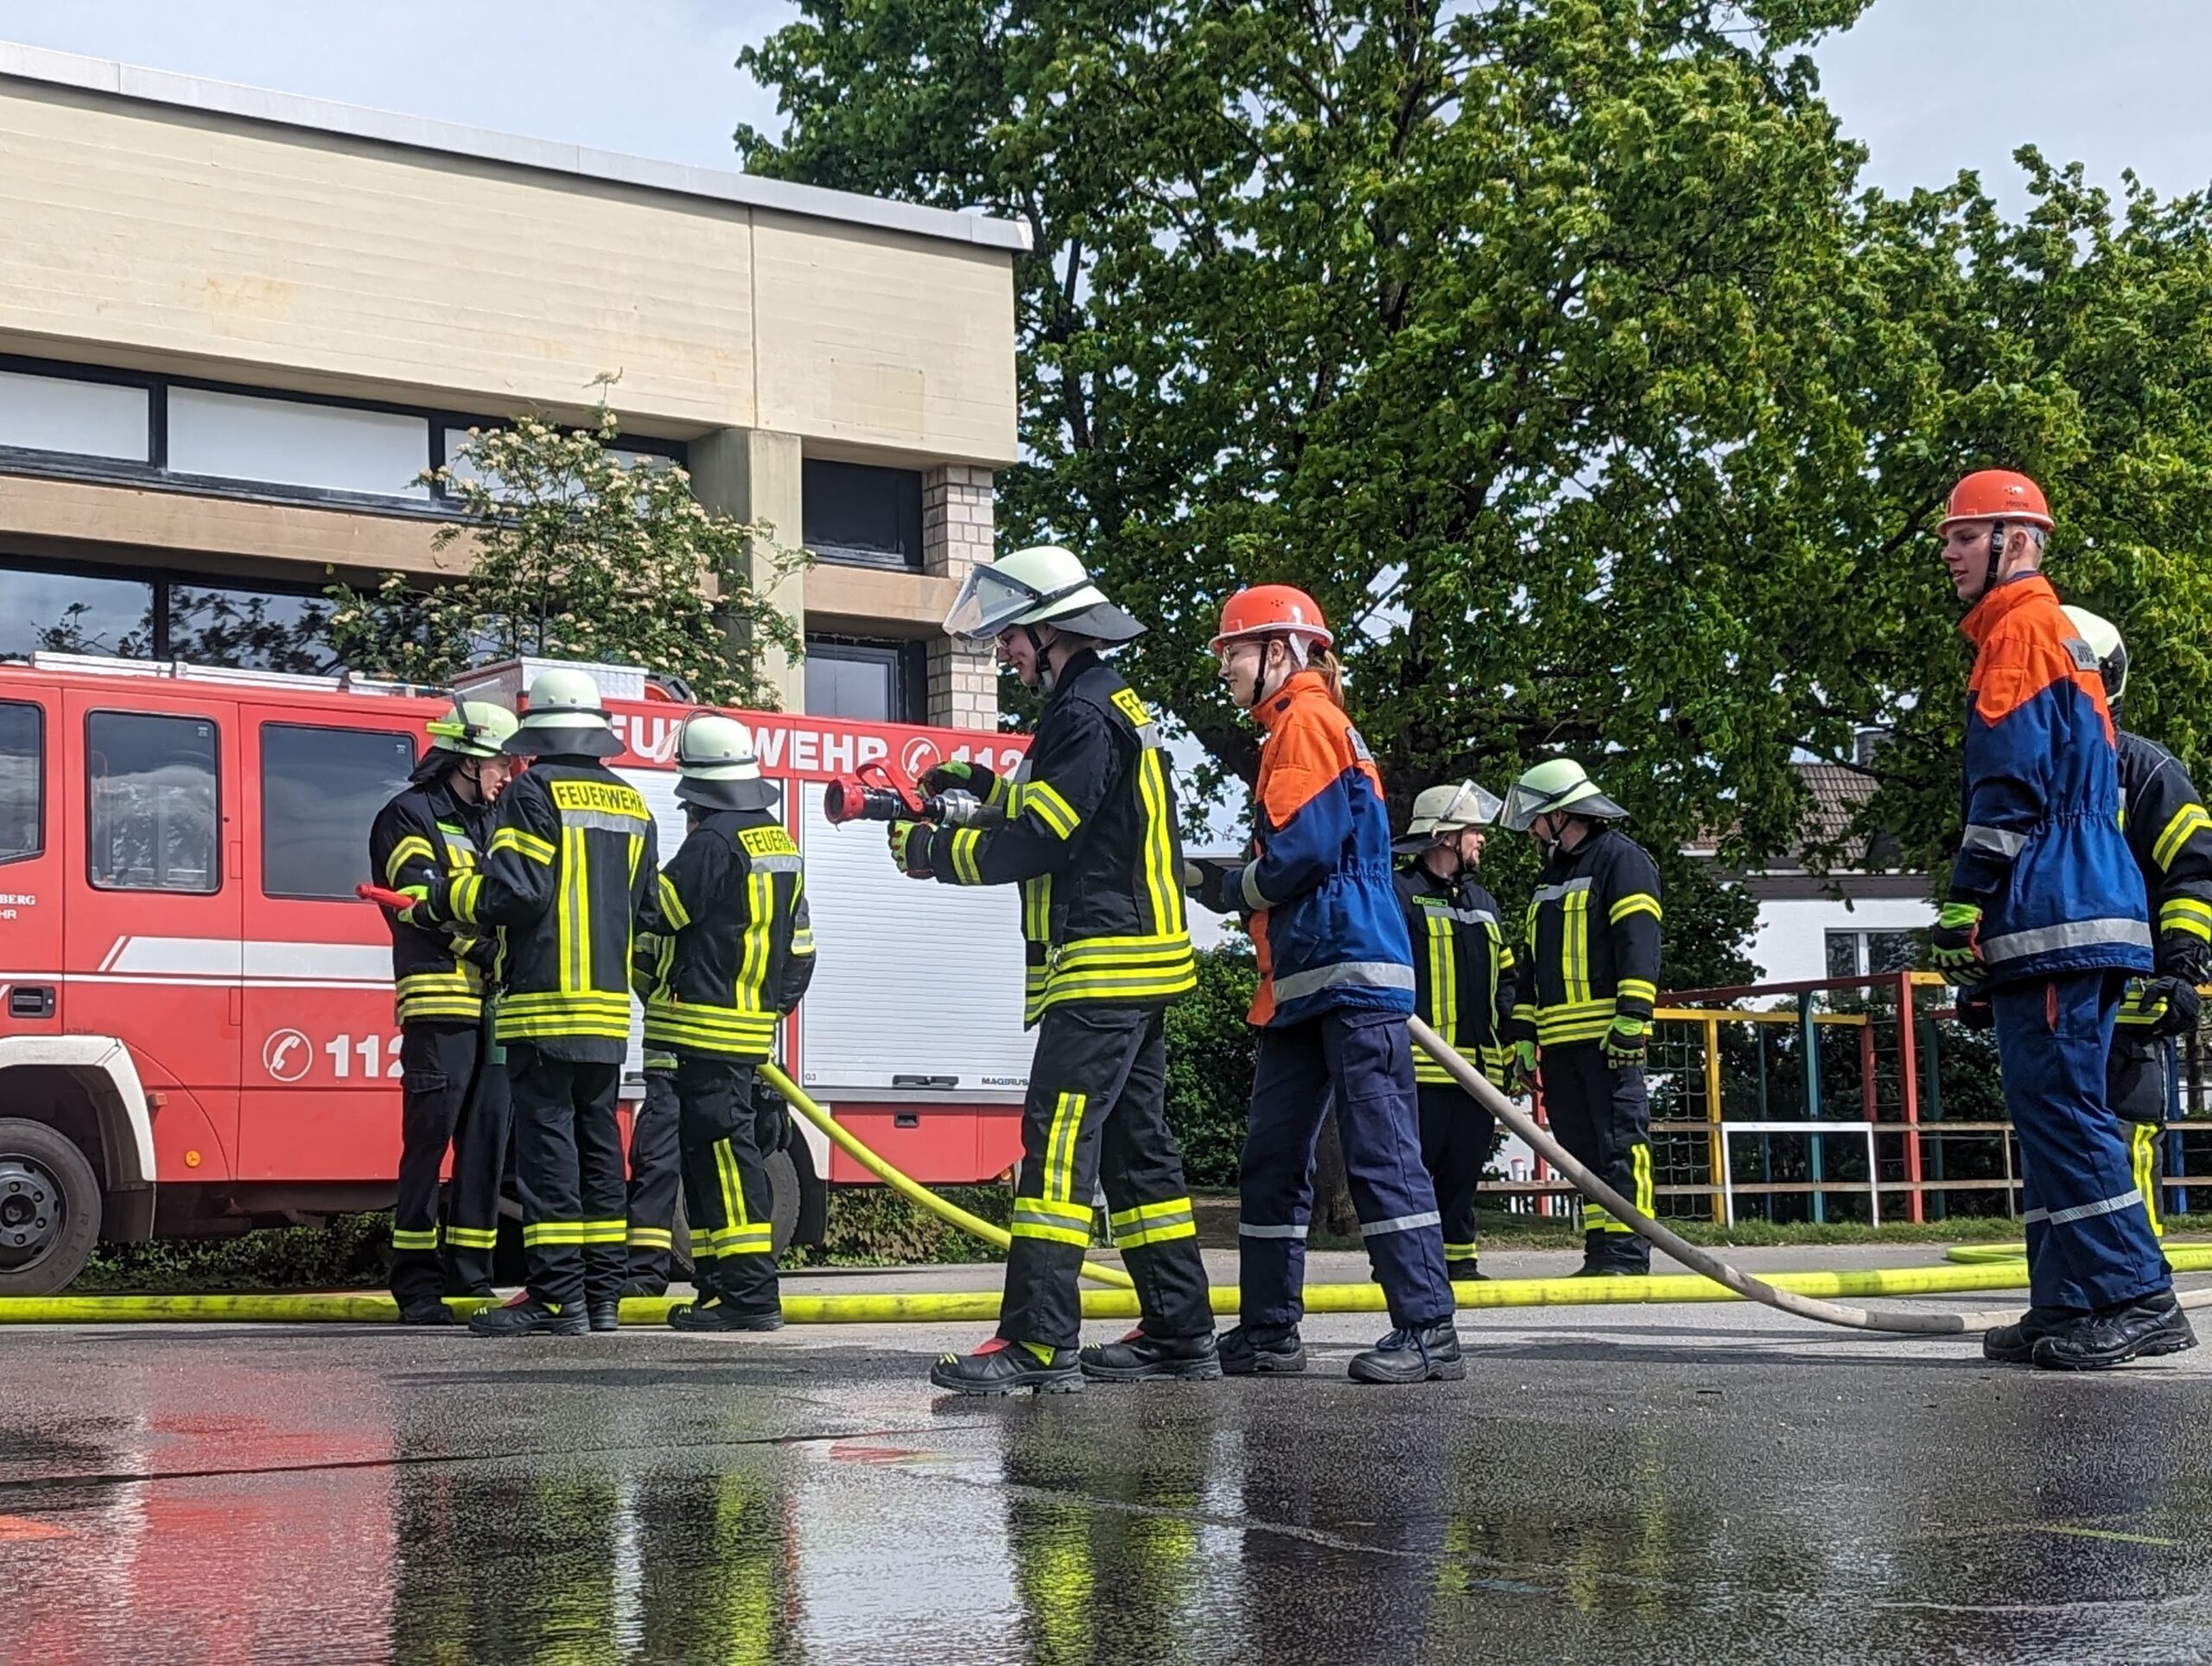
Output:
top-left (0, 41), bottom-right (1022, 728)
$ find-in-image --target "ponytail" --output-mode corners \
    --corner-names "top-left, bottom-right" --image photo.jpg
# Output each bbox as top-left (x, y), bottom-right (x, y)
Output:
top-left (1310, 646), bottom-right (1346, 709)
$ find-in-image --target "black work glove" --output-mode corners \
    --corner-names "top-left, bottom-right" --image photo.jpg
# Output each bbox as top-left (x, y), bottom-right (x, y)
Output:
top-left (2140, 975), bottom-right (2203, 1039)
top-left (1955, 989), bottom-right (1993, 1033)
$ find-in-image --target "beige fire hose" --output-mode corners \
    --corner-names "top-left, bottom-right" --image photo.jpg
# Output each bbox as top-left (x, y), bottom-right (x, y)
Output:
top-left (1408, 1016), bottom-right (2211, 1335)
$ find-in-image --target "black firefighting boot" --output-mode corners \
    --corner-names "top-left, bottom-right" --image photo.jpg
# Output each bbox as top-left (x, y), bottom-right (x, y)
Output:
top-left (1348, 1321), bottom-right (1466, 1384)
top-left (467, 1295), bottom-right (587, 1338)
top-left (1981, 1305), bottom-right (2089, 1364)
top-left (588, 1300), bottom-right (622, 1333)
top-left (669, 1296), bottom-right (785, 1333)
top-left (2031, 1294), bottom-right (2197, 1371)
top-left (928, 1338), bottom-right (1083, 1395)
top-left (1446, 1258), bottom-right (1488, 1283)
top-left (397, 1297), bottom-right (454, 1326)
top-left (1078, 1329), bottom-right (1222, 1383)
top-left (1217, 1322), bottom-right (1307, 1376)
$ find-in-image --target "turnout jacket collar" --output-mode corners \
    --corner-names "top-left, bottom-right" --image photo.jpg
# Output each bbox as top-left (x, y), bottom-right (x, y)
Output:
top-left (1959, 569), bottom-right (2055, 651)
top-left (1256, 670), bottom-right (1331, 736)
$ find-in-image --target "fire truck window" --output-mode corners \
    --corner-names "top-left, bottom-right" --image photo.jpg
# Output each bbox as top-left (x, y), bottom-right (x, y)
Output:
top-left (86, 712), bottom-right (219, 893)
top-left (0, 703), bottom-right (41, 863)
top-left (261, 724), bottom-right (416, 900)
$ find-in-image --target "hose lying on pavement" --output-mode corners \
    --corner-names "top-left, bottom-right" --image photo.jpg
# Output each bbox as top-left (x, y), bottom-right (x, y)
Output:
top-left (759, 1062), bottom-right (1136, 1291)
top-left (0, 1259), bottom-right (2063, 1325)
top-left (1410, 1015), bottom-right (2212, 1335)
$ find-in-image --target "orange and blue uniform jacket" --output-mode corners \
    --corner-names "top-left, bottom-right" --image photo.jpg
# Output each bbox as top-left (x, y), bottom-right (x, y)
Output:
top-left (1223, 670), bottom-right (1414, 1027)
top-left (1954, 573), bottom-right (2152, 984)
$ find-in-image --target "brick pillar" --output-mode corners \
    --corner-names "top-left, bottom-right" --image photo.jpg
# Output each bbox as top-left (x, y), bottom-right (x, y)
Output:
top-left (924, 464), bottom-right (1000, 730)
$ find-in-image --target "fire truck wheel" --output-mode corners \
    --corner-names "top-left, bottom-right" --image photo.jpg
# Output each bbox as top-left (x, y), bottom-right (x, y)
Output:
top-left (766, 1149), bottom-right (800, 1256)
top-left (0, 1118), bottom-right (101, 1297)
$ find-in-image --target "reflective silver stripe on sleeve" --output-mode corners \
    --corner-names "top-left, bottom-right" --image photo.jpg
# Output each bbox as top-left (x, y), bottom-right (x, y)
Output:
top-left (1981, 917), bottom-right (2154, 964)
top-left (1237, 1222), bottom-right (1309, 1239)
top-left (1240, 863), bottom-right (1271, 912)
top-left (560, 808), bottom-right (652, 836)
top-left (1961, 823), bottom-right (2028, 860)
top-left (2022, 1189), bottom-right (2143, 1227)
top-left (1360, 1211), bottom-right (1443, 1237)
top-left (747, 854), bottom-right (804, 874)
top-left (1269, 959), bottom-right (1419, 1003)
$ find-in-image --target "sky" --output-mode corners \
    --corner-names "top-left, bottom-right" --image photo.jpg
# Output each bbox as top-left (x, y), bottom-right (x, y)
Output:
top-left (1, 1), bottom-right (2209, 213)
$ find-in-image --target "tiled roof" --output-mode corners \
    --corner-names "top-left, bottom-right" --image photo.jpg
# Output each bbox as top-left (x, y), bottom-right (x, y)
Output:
top-left (1686, 762), bottom-right (1895, 872)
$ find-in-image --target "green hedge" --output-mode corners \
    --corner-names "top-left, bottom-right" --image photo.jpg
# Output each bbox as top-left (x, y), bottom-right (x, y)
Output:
top-left (1163, 944), bottom-right (1261, 1186)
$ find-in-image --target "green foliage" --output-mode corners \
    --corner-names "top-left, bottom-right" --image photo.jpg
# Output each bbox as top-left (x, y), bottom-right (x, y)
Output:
top-left (77, 1213), bottom-right (393, 1294)
top-left (327, 410), bottom-right (807, 708)
top-left (1163, 944), bottom-right (1262, 1186)
top-left (737, 0), bottom-right (2212, 893)
top-left (784, 1186), bottom-right (1014, 1266)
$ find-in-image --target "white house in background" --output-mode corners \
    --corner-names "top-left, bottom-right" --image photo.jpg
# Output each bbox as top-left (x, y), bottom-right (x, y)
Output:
top-left (1692, 762), bottom-right (1936, 987)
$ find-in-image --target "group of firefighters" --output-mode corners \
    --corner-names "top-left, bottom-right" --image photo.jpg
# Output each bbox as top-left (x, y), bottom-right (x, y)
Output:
top-left (368, 463), bottom-right (2207, 1380)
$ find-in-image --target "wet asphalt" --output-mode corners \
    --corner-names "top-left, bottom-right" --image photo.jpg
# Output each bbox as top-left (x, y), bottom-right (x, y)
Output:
top-left (4, 1253), bottom-right (2212, 1663)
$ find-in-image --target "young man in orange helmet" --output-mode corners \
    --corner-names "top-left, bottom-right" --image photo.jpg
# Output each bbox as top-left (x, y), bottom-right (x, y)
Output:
top-left (1191, 585), bottom-right (1463, 1383)
top-left (1932, 469), bottom-right (2190, 1370)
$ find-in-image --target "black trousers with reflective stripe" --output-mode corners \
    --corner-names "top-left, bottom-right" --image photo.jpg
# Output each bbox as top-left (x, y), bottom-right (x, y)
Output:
top-left (2109, 1029), bottom-right (2177, 1235)
top-left (1539, 1042), bottom-right (1651, 1270)
top-left (624, 1070), bottom-right (682, 1291)
top-left (510, 1043), bottom-right (627, 1312)
top-left (391, 1020), bottom-right (512, 1306)
top-left (675, 1054), bottom-right (779, 1313)
top-left (1001, 1004), bottom-right (1211, 1351)
top-left (1416, 1084), bottom-right (1493, 1267)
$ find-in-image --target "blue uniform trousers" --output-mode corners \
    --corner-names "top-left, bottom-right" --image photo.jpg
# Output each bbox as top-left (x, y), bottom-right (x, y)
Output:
top-left (1238, 1008), bottom-right (1454, 1331)
top-left (1992, 969), bottom-right (2171, 1313)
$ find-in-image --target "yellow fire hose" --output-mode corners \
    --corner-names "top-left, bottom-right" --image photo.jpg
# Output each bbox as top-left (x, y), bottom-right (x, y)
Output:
top-left (1411, 1016), bottom-right (2212, 1335)
top-left (0, 1258), bottom-right (2059, 1325)
top-left (1945, 1243), bottom-right (2212, 1269)
top-left (756, 1063), bottom-right (1135, 1291)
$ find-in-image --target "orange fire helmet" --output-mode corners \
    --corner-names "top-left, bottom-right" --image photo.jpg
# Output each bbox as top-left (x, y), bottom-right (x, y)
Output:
top-left (1938, 470), bottom-right (2053, 534)
top-left (1209, 585), bottom-right (1334, 653)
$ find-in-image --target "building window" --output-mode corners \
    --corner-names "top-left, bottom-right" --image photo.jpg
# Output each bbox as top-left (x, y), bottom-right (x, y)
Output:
top-left (804, 636), bottom-right (925, 722)
top-left (803, 460), bottom-right (924, 570)
top-left (261, 724), bottom-right (416, 900)
top-left (0, 702), bottom-right (43, 865)
top-left (0, 563), bottom-right (156, 660)
top-left (86, 710), bottom-right (220, 893)
top-left (0, 368), bottom-right (150, 462)
top-left (1825, 928), bottom-right (1926, 981)
top-left (167, 387), bottom-right (430, 500)
top-left (0, 558), bottom-right (344, 673)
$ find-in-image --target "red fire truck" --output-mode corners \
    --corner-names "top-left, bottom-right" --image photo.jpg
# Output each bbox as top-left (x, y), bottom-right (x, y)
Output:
top-left (0, 651), bottom-right (1035, 1294)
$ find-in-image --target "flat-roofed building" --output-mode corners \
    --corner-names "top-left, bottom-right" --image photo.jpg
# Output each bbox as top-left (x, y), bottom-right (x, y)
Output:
top-left (0, 41), bottom-right (1019, 727)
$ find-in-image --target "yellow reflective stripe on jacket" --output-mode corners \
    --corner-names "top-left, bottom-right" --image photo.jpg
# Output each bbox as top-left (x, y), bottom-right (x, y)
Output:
top-left (1421, 908), bottom-right (1459, 1040)
top-left (949, 828), bottom-right (984, 886)
top-left (557, 826), bottom-right (591, 994)
top-left (385, 834), bottom-right (436, 887)
top-left (1135, 748), bottom-right (1184, 938)
top-left (2162, 896), bottom-right (2212, 942)
top-left (1564, 887), bottom-right (1592, 1006)
top-left (1535, 999), bottom-right (1618, 1046)
top-left (490, 826), bottom-right (556, 866)
top-left (1608, 892), bottom-right (1662, 925)
top-left (657, 870), bottom-right (692, 931)
top-left (448, 872), bottom-right (485, 925)
top-left (1016, 780), bottom-right (1082, 840)
top-left (397, 965), bottom-right (485, 1023)
top-left (2154, 803), bottom-right (2212, 871)
top-left (1616, 977), bottom-right (1657, 1007)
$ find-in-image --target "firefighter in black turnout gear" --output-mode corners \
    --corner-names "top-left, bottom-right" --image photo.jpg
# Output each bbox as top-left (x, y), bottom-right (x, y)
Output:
top-left (903, 544), bottom-right (1213, 1394)
top-left (410, 668), bottom-right (658, 1337)
top-left (370, 698), bottom-right (519, 1322)
top-left (2065, 608), bottom-right (2212, 1235)
top-left (1393, 781), bottom-right (1516, 1282)
top-left (1501, 759), bottom-right (1662, 1276)
top-left (620, 932), bottom-right (683, 1296)
top-left (644, 713), bottom-right (815, 1332)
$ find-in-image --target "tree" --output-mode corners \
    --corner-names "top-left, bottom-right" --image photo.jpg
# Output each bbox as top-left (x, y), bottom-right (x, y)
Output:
top-left (328, 410), bottom-right (806, 707)
top-left (737, 0), bottom-right (2212, 904)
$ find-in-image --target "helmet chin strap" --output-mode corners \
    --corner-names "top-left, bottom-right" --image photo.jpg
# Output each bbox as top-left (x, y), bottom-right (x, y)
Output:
top-left (1027, 624), bottom-right (1061, 695)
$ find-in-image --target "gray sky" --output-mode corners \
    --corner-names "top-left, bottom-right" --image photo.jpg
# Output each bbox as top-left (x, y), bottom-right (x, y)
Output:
top-left (0, 1), bottom-right (2206, 212)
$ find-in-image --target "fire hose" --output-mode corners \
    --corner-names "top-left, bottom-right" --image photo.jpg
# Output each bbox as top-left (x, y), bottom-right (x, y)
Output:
top-left (1410, 1015), bottom-right (2212, 1334)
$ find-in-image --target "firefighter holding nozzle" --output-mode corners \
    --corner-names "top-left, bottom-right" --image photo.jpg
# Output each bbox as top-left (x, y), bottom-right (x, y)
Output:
top-left (893, 544), bottom-right (1216, 1395)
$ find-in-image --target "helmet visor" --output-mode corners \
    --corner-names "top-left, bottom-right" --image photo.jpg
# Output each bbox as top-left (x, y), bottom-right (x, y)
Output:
top-left (1439, 782), bottom-right (1504, 830)
top-left (1499, 779), bottom-right (1552, 833)
top-left (943, 565), bottom-right (1046, 641)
